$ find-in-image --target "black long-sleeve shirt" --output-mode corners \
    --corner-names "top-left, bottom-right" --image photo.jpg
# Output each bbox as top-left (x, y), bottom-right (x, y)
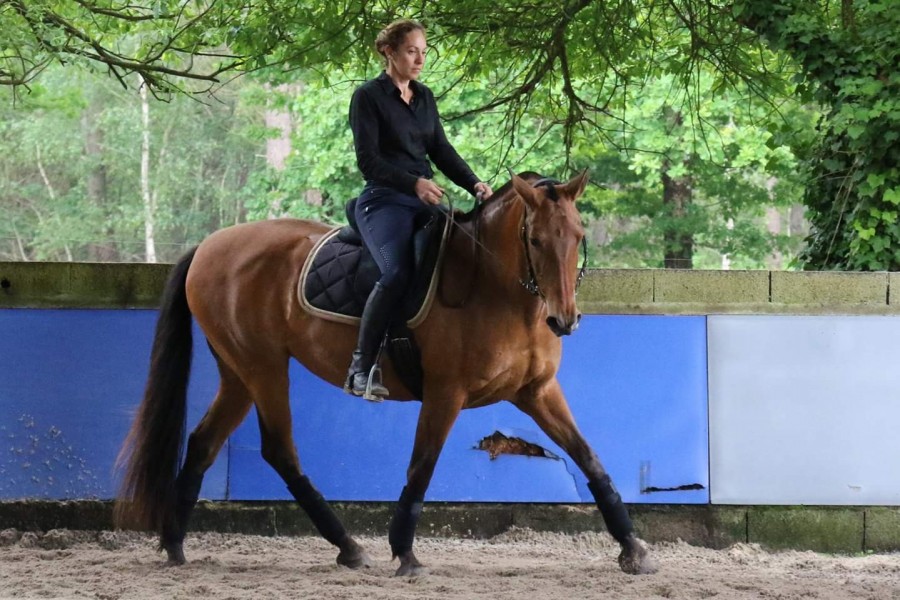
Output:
top-left (349, 72), bottom-right (481, 197)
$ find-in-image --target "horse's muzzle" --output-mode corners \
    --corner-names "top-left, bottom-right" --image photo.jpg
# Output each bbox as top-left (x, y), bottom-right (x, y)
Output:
top-left (546, 313), bottom-right (582, 337)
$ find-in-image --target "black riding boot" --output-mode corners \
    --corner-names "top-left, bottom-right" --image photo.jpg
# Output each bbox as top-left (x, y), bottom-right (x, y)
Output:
top-left (345, 282), bottom-right (394, 400)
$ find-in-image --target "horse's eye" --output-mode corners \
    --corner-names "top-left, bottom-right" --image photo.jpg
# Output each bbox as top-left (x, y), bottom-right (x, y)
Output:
top-left (529, 238), bottom-right (541, 248)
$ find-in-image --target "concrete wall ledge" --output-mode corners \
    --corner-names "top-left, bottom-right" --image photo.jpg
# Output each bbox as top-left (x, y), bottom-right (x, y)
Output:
top-left (2, 501), bottom-right (898, 554)
top-left (4, 263), bottom-right (899, 314)
top-left (581, 269), bottom-right (900, 315)
top-left (0, 262), bottom-right (170, 309)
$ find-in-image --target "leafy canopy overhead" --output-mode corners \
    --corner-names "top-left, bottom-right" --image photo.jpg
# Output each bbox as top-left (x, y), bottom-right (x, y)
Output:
top-left (1, 1), bottom-right (792, 184)
top-left (12, 1), bottom-right (895, 271)
top-left (2, 2), bottom-right (776, 104)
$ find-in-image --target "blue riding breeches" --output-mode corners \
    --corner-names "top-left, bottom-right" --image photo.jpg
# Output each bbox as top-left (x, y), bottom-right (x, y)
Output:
top-left (355, 183), bottom-right (431, 295)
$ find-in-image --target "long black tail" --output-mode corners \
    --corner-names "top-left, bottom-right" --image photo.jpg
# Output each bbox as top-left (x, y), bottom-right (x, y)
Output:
top-left (115, 247), bottom-right (197, 533)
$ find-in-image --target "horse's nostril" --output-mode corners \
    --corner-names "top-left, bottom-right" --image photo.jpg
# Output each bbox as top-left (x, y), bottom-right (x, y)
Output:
top-left (546, 315), bottom-right (578, 336)
top-left (546, 316), bottom-right (562, 332)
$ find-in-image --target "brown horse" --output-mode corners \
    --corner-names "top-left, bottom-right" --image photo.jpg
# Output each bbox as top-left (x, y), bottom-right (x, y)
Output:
top-left (115, 171), bottom-right (657, 576)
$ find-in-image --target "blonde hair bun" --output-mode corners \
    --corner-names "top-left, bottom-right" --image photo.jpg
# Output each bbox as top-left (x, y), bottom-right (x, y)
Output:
top-left (375, 19), bottom-right (425, 62)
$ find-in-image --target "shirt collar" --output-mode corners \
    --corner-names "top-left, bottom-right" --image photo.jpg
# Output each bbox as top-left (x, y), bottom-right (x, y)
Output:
top-left (376, 71), bottom-right (423, 97)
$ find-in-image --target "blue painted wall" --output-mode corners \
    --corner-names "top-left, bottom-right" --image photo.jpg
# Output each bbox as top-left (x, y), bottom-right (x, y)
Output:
top-left (0, 309), bottom-right (709, 504)
top-left (0, 309), bottom-right (228, 500)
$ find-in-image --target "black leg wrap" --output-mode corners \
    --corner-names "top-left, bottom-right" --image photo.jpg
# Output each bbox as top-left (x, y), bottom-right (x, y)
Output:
top-left (588, 474), bottom-right (634, 544)
top-left (163, 469), bottom-right (204, 545)
top-left (389, 486), bottom-right (425, 558)
top-left (286, 475), bottom-right (347, 547)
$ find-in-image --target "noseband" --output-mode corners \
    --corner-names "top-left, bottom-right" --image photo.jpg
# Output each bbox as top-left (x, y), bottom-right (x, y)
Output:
top-left (519, 178), bottom-right (589, 298)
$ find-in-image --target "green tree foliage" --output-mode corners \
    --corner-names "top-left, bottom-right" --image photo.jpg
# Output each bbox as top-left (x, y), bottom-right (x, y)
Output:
top-left (0, 0), bottom-right (257, 91)
top-left (737, 0), bottom-right (900, 270)
top-left (577, 73), bottom-right (811, 268)
top-left (245, 75), bottom-right (570, 223)
top-left (243, 62), bottom-right (806, 268)
top-left (0, 66), bottom-right (263, 261)
top-left (1, 1), bottom-right (820, 267)
top-left (1, 1), bottom-right (771, 113)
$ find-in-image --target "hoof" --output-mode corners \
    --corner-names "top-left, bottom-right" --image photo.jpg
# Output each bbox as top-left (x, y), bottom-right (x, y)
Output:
top-left (164, 543), bottom-right (186, 566)
top-left (394, 551), bottom-right (427, 577)
top-left (618, 537), bottom-right (658, 575)
top-left (337, 539), bottom-right (372, 569)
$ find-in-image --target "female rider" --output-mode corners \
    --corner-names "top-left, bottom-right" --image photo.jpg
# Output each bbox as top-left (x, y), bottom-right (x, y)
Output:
top-left (346, 18), bottom-right (492, 399)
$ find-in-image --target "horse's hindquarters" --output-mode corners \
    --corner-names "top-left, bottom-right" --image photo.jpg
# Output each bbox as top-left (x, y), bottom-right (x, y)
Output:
top-left (186, 219), bottom-right (328, 366)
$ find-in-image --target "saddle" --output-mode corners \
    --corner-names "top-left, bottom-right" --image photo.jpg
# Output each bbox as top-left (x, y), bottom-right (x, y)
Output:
top-left (298, 199), bottom-right (451, 398)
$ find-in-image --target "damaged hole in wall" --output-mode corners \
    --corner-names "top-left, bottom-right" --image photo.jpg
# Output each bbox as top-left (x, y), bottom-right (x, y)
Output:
top-left (639, 460), bottom-right (705, 494)
top-left (475, 431), bottom-right (560, 461)
top-left (642, 483), bottom-right (706, 493)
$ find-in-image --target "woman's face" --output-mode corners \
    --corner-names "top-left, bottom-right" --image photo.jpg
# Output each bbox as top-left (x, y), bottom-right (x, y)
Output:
top-left (388, 29), bottom-right (427, 81)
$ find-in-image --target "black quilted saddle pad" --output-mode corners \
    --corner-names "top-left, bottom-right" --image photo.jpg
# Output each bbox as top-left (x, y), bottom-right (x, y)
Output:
top-left (299, 207), bottom-right (448, 325)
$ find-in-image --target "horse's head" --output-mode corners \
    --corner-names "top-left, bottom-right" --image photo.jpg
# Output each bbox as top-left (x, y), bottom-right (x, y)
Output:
top-left (510, 170), bottom-right (589, 337)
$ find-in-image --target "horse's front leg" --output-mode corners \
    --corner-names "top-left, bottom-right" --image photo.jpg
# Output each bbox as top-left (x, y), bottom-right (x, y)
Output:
top-left (390, 393), bottom-right (464, 577)
top-left (516, 379), bottom-right (658, 575)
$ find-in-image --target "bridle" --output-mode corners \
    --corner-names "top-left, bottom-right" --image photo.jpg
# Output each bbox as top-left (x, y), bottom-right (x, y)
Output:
top-left (442, 178), bottom-right (589, 305)
top-left (519, 178), bottom-right (589, 298)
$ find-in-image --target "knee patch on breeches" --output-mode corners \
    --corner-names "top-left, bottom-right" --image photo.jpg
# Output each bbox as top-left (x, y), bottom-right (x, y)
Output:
top-left (376, 248), bottom-right (411, 293)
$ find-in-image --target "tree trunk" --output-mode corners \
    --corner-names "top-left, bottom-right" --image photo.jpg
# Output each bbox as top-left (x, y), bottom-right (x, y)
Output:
top-left (841, 0), bottom-right (856, 31)
top-left (789, 204), bottom-right (806, 236)
top-left (661, 107), bottom-right (693, 269)
top-left (140, 78), bottom-right (157, 263)
top-left (305, 189), bottom-right (323, 206)
top-left (35, 144), bottom-right (73, 262)
top-left (662, 163), bottom-right (693, 269)
top-left (13, 226), bottom-right (29, 261)
top-left (264, 83), bottom-right (300, 218)
top-left (264, 84), bottom-right (295, 172)
top-left (766, 207), bottom-right (783, 269)
top-left (82, 97), bottom-right (116, 261)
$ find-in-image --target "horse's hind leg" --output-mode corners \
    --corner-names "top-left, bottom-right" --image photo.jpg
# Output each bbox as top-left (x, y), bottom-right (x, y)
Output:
top-left (250, 365), bottom-right (371, 569)
top-left (515, 379), bottom-right (657, 575)
top-left (163, 361), bottom-right (252, 565)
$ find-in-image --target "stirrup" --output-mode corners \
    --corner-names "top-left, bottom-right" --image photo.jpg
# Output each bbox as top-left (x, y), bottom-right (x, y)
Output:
top-left (363, 364), bottom-right (387, 403)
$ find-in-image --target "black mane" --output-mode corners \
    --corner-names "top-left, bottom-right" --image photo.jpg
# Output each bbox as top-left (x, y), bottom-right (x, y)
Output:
top-left (453, 171), bottom-right (549, 223)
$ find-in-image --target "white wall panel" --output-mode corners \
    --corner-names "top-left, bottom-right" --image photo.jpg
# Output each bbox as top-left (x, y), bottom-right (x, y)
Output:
top-left (709, 315), bottom-right (900, 505)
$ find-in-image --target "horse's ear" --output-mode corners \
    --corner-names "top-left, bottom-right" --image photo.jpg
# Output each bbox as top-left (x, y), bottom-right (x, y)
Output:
top-left (564, 169), bottom-right (590, 200)
top-left (510, 172), bottom-right (540, 210)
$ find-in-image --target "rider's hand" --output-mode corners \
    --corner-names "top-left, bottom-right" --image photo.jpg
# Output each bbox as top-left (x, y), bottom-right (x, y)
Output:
top-left (474, 181), bottom-right (493, 202)
top-left (415, 178), bottom-right (445, 205)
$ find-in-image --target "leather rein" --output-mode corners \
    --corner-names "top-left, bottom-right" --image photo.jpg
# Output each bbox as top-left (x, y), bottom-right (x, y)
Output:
top-left (441, 178), bottom-right (588, 307)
